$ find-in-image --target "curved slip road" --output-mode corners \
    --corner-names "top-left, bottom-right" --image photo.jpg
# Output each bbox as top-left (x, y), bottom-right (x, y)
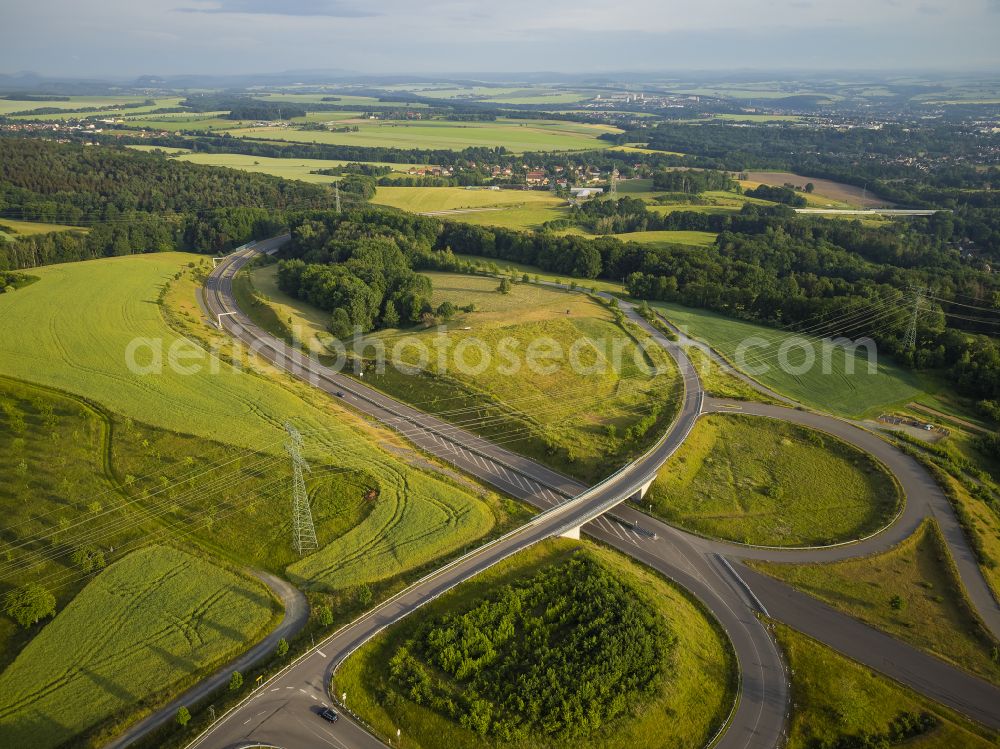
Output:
top-left (125, 238), bottom-right (997, 749)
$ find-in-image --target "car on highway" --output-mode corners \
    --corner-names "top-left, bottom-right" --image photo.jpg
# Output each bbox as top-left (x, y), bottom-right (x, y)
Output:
top-left (319, 707), bottom-right (339, 723)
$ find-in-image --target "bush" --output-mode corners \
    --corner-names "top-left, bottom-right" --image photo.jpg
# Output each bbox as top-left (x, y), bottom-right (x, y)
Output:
top-left (229, 670), bottom-right (244, 692)
top-left (2, 583), bottom-right (56, 628)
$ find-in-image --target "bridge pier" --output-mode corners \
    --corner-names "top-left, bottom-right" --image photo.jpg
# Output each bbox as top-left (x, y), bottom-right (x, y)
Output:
top-left (632, 475), bottom-right (657, 501)
top-left (560, 525), bottom-right (581, 540)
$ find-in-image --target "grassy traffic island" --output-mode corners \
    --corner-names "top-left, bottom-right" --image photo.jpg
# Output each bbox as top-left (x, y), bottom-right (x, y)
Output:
top-left (775, 623), bottom-right (999, 749)
top-left (334, 538), bottom-right (736, 749)
top-left (644, 413), bottom-right (902, 546)
top-left (751, 520), bottom-right (1000, 686)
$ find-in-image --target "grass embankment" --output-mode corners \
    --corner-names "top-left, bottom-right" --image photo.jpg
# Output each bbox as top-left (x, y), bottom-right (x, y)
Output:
top-left (356, 272), bottom-right (680, 482)
top-left (647, 413), bottom-right (901, 546)
top-left (651, 300), bottom-right (922, 417)
top-left (0, 545), bottom-right (276, 749)
top-left (335, 538), bottom-right (736, 749)
top-left (0, 254), bottom-right (501, 592)
top-left (885, 424), bottom-right (1000, 601)
top-left (775, 623), bottom-right (999, 749)
top-left (685, 346), bottom-right (780, 404)
top-left (752, 520), bottom-right (1000, 685)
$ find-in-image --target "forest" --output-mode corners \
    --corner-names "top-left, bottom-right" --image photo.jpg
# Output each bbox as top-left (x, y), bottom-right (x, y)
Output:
top-left (386, 554), bottom-right (672, 742)
top-left (0, 138), bottom-right (338, 265)
top-left (623, 121), bottom-right (1000, 256)
top-left (274, 207), bottom-right (1000, 403)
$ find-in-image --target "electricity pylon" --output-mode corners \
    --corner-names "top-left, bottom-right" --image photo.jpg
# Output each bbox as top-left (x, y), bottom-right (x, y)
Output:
top-left (285, 422), bottom-right (318, 555)
top-left (335, 183), bottom-right (341, 214)
top-left (610, 168), bottom-right (619, 195)
top-left (904, 287), bottom-right (924, 350)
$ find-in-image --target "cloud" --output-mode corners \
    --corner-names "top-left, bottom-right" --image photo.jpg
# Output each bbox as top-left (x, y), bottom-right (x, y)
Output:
top-left (176, 0), bottom-right (377, 17)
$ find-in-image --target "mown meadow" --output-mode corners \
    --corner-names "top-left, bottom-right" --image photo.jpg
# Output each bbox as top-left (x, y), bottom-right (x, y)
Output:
top-left (647, 413), bottom-right (901, 546)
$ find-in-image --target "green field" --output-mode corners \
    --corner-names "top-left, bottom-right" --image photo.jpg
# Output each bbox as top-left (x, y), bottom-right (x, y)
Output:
top-left (354, 272), bottom-right (680, 481)
top-left (335, 538), bottom-right (736, 749)
top-left (373, 185), bottom-right (567, 216)
top-left (775, 624), bottom-right (998, 749)
top-left (650, 301), bottom-right (922, 416)
top-left (453, 255), bottom-right (626, 295)
top-left (646, 413), bottom-right (901, 546)
top-left (0, 95), bottom-right (155, 116)
top-left (0, 254), bottom-right (501, 591)
top-left (225, 118), bottom-right (620, 152)
top-left (0, 545), bottom-right (276, 749)
top-left (609, 229), bottom-right (717, 247)
top-left (119, 114), bottom-right (248, 132)
top-left (752, 521), bottom-right (1000, 685)
top-left (0, 219), bottom-right (87, 238)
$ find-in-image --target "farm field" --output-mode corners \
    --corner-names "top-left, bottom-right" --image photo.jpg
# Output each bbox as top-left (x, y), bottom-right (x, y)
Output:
top-left (0, 376), bottom-right (121, 665)
top-left (452, 255), bottom-right (626, 295)
top-left (255, 92), bottom-right (422, 107)
top-left (649, 300), bottom-right (922, 417)
top-left (9, 97), bottom-right (187, 121)
top-left (119, 115), bottom-right (248, 132)
top-left (609, 229), bottom-right (717, 247)
top-left (0, 545), bottom-right (277, 749)
top-left (173, 153), bottom-right (346, 184)
top-left (0, 218), bottom-right (87, 237)
top-left (224, 118), bottom-right (620, 152)
top-left (372, 185), bottom-right (566, 215)
top-left (334, 538), bottom-right (736, 749)
top-left (752, 521), bottom-right (1000, 686)
top-left (646, 413), bottom-right (901, 546)
top-left (0, 253), bottom-right (501, 591)
top-left (0, 95), bottom-right (155, 115)
top-left (743, 171), bottom-right (891, 208)
top-left (775, 624), bottom-right (998, 749)
top-left (353, 272), bottom-right (680, 482)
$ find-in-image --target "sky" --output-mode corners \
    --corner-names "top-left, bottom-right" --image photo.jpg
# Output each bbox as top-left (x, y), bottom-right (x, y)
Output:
top-left (2, 0), bottom-right (999, 78)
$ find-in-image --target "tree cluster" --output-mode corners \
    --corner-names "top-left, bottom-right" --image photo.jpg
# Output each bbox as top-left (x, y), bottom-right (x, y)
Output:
top-left (744, 184), bottom-right (807, 207)
top-left (387, 554), bottom-right (672, 742)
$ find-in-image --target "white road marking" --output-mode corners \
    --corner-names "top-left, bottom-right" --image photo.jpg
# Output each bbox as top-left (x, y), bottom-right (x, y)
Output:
top-left (317, 650), bottom-right (327, 658)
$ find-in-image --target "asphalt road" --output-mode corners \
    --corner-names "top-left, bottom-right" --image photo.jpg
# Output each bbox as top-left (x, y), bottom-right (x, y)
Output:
top-left (113, 238), bottom-right (1000, 749)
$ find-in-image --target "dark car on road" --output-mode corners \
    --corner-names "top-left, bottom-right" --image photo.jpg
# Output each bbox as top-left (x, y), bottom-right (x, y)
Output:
top-left (319, 707), bottom-right (339, 723)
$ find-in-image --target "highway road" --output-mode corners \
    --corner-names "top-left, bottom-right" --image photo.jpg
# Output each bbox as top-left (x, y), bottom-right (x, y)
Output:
top-left (117, 237), bottom-right (1000, 749)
